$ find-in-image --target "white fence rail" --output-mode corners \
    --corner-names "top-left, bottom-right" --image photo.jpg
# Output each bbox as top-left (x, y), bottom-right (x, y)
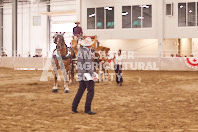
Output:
top-left (1, 57), bottom-right (198, 71)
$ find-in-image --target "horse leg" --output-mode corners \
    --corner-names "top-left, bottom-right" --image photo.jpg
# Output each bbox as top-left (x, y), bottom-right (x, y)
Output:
top-left (52, 69), bottom-right (58, 93)
top-left (69, 64), bottom-right (73, 85)
top-left (52, 58), bottom-right (58, 92)
top-left (63, 71), bottom-right (70, 93)
top-left (62, 66), bottom-right (70, 93)
top-left (64, 80), bottom-right (69, 93)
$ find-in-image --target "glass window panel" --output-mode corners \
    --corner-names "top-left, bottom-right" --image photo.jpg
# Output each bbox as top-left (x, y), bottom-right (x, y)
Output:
top-left (143, 5), bottom-right (152, 28)
top-left (106, 7), bottom-right (114, 29)
top-left (96, 7), bottom-right (104, 29)
top-left (33, 16), bottom-right (41, 26)
top-left (87, 8), bottom-right (95, 29)
top-left (132, 5), bottom-right (141, 28)
top-left (166, 4), bottom-right (172, 15)
top-left (122, 6), bottom-right (131, 28)
top-left (188, 2), bottom-right (196, 26)
top-left (178, 3), bottom-right (186, 27)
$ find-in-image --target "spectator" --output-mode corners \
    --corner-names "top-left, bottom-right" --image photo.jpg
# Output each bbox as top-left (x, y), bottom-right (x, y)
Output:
top-left (28, 52), bottom-right (31, 57)
top-left (190, 54), bottom-right (194, 57)
top-left (2, 51), bottom-right (7, 57)
top-left (176, 54), bottom-right (180, 57)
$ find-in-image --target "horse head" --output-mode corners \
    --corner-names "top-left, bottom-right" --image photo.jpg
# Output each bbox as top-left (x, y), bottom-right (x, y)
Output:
top-left (53, 32), bottom-right (65, 49)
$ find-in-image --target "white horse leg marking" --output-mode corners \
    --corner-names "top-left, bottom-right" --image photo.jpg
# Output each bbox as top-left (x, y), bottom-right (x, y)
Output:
top-left (52, 83), bottom-right (58, 92)
top-left (52, 59), bottom-right (59, 92)
top-left (64, 80), bottom-right (70, 93)
top-left (56, 56), bottom-right (70, 93)
top-left (62, 70), bottom-right (70, 93)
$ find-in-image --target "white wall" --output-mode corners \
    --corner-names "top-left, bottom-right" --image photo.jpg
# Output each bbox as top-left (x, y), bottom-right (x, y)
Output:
top-left (99, 39), bottom-right (158, 57)
top-left (81, 0), bottom-right (198, 40)
top-left (50, 0), bottom-right (76, 24)
top-left (81, 0), bottom-right (158, 40)
top-left (192, 38), bottom-right (198, 57)
top-left (164, 39), bottom-right (178, 57)
top-left (80, 0), bottom-right (198, 57)
top-left (164, 0), bottom-right (198, 38)
top-left (0, 8), bottom-right (3, 55)
top-left (3, 1), bottom-right (77, 57)
top-left (3, 4), bottom-right (12, 56)
top-left (3, 3), bottom-right (48, 57)
top-left (180, 38), bottom-right (192, 57)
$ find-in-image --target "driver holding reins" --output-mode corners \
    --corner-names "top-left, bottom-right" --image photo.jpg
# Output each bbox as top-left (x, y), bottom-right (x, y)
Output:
top-left (73, 21), bottom-right (83, 43)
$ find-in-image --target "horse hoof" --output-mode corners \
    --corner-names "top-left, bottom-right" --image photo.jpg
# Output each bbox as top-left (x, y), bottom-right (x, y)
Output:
top-left (52, 89), bottom-right (58, 93)
top-left (65, 90), bottom-right (70, 93)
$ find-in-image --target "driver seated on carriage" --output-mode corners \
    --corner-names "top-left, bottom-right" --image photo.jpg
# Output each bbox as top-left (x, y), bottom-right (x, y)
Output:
top-left (73, 21), bottom-right (83, 43)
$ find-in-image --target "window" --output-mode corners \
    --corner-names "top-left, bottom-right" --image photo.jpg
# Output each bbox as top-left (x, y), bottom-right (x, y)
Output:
top-left (33, 16), bottom-right (41, 26)
top-left (106, 7), bottom-right (114, 29)
top-left (197, 3), bottom-right (198, 26)
top-left (87, 8), bottom-right (95, 29)
top-left (166, 4), bottom-right (172, 16)
top-left (122, 6), bottom-right (131, 28)
top-left (132, 5), bottom-right (141, 28)
top-left (143, 5), bottom-right (152, 28)
top-left (87, 7), bottom-right (114, 29)
top-left (178, 3), bottom-right (186, 27)
top-left (178, 2), bottom-right (197, 27)
top-left (188, 2), bottom-right (196, 26)
top-left (96, 7), bottom-right (104, 29)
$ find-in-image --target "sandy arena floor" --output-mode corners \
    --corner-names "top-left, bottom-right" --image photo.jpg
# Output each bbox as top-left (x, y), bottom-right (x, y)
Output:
top-left (0, 68), bottom-right (198, 132)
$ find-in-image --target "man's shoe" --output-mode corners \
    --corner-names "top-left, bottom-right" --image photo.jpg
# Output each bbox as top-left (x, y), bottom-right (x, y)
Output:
top-left (85, 111), bottom-right (97, 115)
top-left (72, 110), bottom-right (78, 113)
top-left (119, 83), bottom-right (122, 86)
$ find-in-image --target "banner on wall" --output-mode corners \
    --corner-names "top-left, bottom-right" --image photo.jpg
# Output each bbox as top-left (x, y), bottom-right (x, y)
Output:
top-left (184, 57), bottom-right (198, 69)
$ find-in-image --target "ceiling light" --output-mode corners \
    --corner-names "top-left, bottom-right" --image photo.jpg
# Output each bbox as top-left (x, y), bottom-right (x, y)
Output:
top-left (122, 12), bottom-right (128, 16)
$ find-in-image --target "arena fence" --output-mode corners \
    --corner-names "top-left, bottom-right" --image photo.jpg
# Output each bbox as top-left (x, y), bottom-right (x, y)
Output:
top-left (0, 57), bottom-right (198, 71)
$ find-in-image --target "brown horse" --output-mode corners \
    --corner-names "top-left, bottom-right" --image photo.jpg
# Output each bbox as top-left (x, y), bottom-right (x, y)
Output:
top-left (51, 33), bottom-right (75, 93)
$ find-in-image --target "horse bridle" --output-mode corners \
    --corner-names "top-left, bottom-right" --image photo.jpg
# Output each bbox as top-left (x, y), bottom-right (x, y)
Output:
top-left (54, 34), bottom-right (65, 49)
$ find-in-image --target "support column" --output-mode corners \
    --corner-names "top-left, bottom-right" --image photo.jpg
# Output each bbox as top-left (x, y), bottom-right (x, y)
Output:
top-left (47, 0), bottom-right (50, 53)
top-left (157, 0), bottom-right (164, 70)
top-left (0, 8), bottom-right (3, 55)
top-left (157, 0), bottom-right (164, 58)
top-left (12, 0), bottom-right (17, 57)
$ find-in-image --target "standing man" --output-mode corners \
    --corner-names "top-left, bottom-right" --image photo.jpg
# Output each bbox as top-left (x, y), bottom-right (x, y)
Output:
top-left (72, 37), bottom-right (97, 115)
top-left (73, 21), bottom-right (83, 43)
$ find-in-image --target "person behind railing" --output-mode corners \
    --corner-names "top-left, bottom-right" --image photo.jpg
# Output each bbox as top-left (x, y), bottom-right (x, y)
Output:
top-left (1, 51), bottom-right (7, 57)
top-left (176, 54), bottom-right (180, 57)
top-left (73, 21), bottom-right (83, 43)
top-left (28, 51), bottom-right (31, 57)
top-left (33, 52), bottom-right (42, 57)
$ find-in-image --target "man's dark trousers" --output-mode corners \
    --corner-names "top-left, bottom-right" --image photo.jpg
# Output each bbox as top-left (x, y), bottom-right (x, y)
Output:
top-left (72, 80), bottom-right (95, 112)
top-left (115, 64), bottom-right (123, 84)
